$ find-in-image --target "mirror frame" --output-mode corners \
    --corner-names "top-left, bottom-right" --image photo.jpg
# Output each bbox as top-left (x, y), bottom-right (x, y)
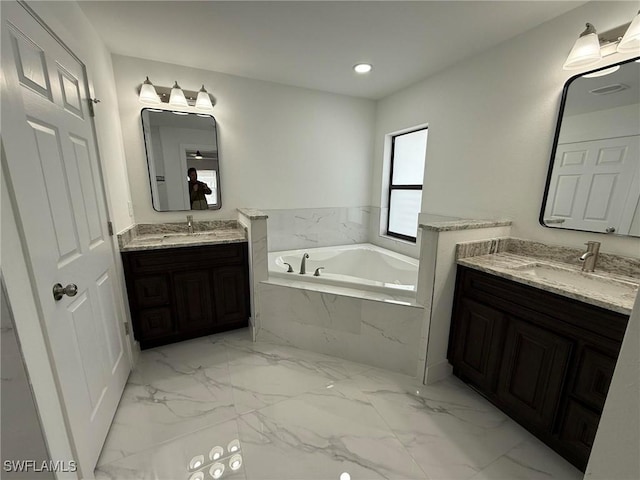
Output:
top-left (141, 108), bottom-right (221, 212)
top-left (539, 56), bottom-right (640, 236)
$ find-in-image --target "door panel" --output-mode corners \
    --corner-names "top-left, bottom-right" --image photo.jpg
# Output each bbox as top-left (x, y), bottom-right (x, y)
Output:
top-left (450, 298), bottom-right (505, 391)
top-left (2, 3), bottom-right (130, 476)
top-left (174, 270), bottom-right (214, 331)
top-left (497, 317), bottom-right (573, 430)
top-left (546, 136), bottom-right (640, 233)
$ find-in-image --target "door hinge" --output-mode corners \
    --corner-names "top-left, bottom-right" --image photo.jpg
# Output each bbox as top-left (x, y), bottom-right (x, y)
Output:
top-left (124, 322), bottom-right (130, 336)
top-left (107, 221), bottom-right (114, 236)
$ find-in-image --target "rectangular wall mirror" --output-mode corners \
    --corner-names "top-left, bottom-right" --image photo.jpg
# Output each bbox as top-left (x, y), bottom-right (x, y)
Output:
top-left (541, 57), bottom-right (639, 237)
top-left (141, 108), bottom-right (221, 211)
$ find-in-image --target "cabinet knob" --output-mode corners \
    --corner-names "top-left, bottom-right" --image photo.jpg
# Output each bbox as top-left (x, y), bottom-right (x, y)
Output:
top-left (605, 227), bottom-right (616, 233)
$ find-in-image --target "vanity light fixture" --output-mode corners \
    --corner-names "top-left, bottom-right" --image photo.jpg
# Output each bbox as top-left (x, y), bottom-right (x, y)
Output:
top-left (618, 10), bottom-right (640, 52)
top-left (564, 12), bottom-right (640, 70)
top-left (353, 63), bottom-right (372, 74)
top-left (169, 81), bottom-right (189, 107)
top-left (563, 23), bottom-right (602, 70)
top-left (138, 78), bottom-right (216, 111)
top-left (195, 85), bottom-right (214, 110)
top-left (138, 76), bottom-right (160, 104)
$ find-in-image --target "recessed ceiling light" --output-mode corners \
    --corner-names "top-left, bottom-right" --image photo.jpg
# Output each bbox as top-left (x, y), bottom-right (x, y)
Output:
top-left (353, 63), bottom-right (372, 74)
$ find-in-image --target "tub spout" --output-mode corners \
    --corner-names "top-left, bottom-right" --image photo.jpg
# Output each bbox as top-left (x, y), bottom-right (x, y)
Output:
top-left (299, 253), bottom-right (309, 274)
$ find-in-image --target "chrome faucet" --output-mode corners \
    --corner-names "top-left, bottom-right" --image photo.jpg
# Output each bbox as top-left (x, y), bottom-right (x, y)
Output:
top-left (579, 241), bottom-right (600, 272)
top-left (186, 215), bottom-right (194, 235)
top-left (299, 253), bottom-right (309, 274)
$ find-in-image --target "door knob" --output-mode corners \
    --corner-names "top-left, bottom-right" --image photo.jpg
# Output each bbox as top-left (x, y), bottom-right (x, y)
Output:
top-left (605, 227), bottom-right (616, 233)
top-left (52, 283), bottom-right (78, 301)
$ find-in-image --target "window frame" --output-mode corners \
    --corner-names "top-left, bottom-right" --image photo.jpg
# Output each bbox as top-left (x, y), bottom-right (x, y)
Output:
top-left (386, 126), bottom-right (427, 242)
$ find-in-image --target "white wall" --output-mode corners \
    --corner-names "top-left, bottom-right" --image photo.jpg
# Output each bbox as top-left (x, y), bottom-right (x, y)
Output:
top-left (372, 1), bottom-right (640, 257)
top-left (560, 103), bottom-right (640, 143)
top-left (112, 54), bottom-right (376, 224)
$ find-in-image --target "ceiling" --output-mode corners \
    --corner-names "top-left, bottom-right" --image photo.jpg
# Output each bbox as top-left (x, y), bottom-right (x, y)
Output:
top-left (79, 1), bottom-right (585, 100)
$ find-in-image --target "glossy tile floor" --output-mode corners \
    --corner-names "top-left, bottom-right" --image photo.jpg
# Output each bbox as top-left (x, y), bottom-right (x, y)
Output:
top-left (95, 329), bottom-right (582, 480)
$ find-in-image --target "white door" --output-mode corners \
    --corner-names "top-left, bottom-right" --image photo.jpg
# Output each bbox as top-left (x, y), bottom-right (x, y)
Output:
top-left (544, 136), bottom-right (640, 233)
top-left (1, 3), bottom-right (130, 477)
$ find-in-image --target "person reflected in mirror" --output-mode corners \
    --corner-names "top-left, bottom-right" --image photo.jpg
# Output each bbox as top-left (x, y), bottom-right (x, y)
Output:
top-left (187, 167), bottom-right (212, 210)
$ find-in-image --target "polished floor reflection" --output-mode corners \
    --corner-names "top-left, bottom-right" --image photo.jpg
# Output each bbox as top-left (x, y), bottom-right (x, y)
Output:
top-left (95, 329), bottom-right (582, 480)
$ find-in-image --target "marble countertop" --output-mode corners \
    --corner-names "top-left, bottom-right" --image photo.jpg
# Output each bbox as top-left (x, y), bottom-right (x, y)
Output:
top-left (458, 252), bottom-right (638, 315)
top-left (237, 207), bottom-right (268, 220)
top-left (419, 214), bottom-right (511, 232)
top-left (121, 228), bottom-right (247, 252)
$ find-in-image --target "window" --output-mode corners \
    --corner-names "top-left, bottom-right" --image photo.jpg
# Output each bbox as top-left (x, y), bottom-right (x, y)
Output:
top-left (387, 127), bottom-right (427, 242)
top-left (195, 169), bottom-right (218, 207)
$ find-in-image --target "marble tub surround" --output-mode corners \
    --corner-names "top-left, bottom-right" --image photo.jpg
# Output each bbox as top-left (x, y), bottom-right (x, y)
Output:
top-left (118, 220), bottom-right (246, 251)
top-left (265, 276), bottom-right (420, 306)
top-left (417, 222), bottom-right (513, 385)
top-left (265, 206), bottom-right (371, 252)
top-left (458, 252), bottom-right (638, 315)
top-left (238, 210), bottom-right (268, 341)
top-left (418, 213), bottom-right (512, 232)
top-left (95, 328), bottom-right (581, 480)
top-left (257, 281), bottom-right (424, 376)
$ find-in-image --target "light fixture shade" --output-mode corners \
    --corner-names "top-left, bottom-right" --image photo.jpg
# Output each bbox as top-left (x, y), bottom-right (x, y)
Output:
top-left (563, 24), bottom-right (602, 70)
top-left (139, 76), bottom-right (160, 104)
top-left (169, 81), bottom-right (188, 107)
top-left (195, 85), bottom-right (214, 111)
top-left (617, 11), bottom-right (640, 53)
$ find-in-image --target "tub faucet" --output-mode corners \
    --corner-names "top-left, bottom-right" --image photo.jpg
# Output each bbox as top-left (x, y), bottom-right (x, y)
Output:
top-left (299, 253), bottom-right (309, 274)
top-left (579, 241), bottom-right (600, 272)
top-left (186, 215), bottom-right (194, 235)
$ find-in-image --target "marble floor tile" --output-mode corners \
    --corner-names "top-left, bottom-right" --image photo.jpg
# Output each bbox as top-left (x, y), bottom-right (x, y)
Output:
top-left (470, 437), bottom-right (583, 480)
top-left (95, 329), bottom-right (582, 480)
top-left (98, 338), bottom-right (237, 466)
top-left (96, 418), bottom-right (246, 480)
top-left (352, 373), bottom-right (533, 480)
top-left (236, 381), bottom-right (427, 480)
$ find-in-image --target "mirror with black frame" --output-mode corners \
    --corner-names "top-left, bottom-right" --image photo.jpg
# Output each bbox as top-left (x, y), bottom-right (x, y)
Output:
top-left (141, 108), bottom-right (221, 211)
top-left (540, 57), bottom-right (639, 237)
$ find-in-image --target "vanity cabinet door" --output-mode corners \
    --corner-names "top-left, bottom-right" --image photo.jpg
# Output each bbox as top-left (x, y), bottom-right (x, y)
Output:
top-left (174, 270), bottom-right (215, 333)
top-left (213, 266), bottom-right (250, 326)
top-left (449, 298), bottom-right (505, 392)
top-left (496, 316), bottom-right (573, 432)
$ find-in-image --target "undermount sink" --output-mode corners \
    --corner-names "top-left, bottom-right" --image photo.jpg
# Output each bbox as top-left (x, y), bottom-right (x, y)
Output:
top-left (511, 263), bottom-right (638, 297)
top-left (162, 231), bottom-right (219, 240)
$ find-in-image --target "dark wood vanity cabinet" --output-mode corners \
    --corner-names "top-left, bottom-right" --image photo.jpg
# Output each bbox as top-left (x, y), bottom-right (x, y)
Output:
top-left (122, 243), bottom-right (250, 349)
top-left (448, 266), bottom-right (629, 471)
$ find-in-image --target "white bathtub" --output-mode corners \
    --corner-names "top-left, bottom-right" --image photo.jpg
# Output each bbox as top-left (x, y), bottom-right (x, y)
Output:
top-left (268, 243), bottom-right (418, 296)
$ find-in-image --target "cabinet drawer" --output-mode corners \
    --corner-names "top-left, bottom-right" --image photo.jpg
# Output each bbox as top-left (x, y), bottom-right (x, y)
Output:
top-left (559, 400), bottom-right (600, 470)
top-left (572, 347), bottom-right (616, 411)
top-left (125, 243), bottom-right (246, 274)
top-left (137, 308), bottom-right (174, 339)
